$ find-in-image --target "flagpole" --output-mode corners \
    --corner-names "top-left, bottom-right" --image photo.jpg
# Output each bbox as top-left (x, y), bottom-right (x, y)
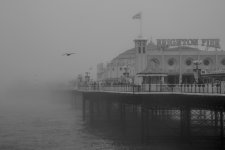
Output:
top-left (132, 12), bottom-right (143, 38)
top-left (140, 15), bottom-right (142, 38)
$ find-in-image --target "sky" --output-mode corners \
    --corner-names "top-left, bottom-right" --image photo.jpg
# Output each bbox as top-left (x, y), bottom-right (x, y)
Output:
top-left (0, 0), bottom-right (225, 87)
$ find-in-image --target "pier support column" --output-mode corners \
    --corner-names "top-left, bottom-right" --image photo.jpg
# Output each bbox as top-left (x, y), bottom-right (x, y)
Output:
top-left (133, 104), bottom-right (138, 119)
top-left (89, 100), bottom-right (94, 124)
top-left (141, 104), bottom-right (148, 143)
top-left (120, 103), bottom-right (126, 133)
top-left (82, 99), bottom-right (86, 121)
top-left (180, 106), bottom-right (191, 143)
top-left (146, 108), bottom-right (150, 141)
top-left (96, 100), bottom-right (101, 116)
top-left (106, 101), bottom-right (111, 122)
top-left (210, 110), bottom-right (213, 126)
top-left (72, 93), bottom-right (76, 108)
top-left (220, 110), bottom-right (224, 148)
top-left (215, 111), bottom-right (219, 134)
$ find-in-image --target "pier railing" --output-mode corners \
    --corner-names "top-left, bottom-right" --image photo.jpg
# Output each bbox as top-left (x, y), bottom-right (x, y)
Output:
top-left (78, 83), bottom-right (225, 94)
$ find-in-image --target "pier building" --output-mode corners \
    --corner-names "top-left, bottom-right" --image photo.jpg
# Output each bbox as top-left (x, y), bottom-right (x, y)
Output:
top-left (97, 38), bottom-right (225, 85)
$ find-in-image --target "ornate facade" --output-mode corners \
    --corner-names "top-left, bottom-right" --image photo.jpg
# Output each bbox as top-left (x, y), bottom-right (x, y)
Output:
top-left (97, 37), bottom-right (225, 84)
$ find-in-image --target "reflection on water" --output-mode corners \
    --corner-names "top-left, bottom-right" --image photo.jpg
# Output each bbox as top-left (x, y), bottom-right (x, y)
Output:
top-left (0, 91), bottom-right (120, 150)
top-left (0, 90), bottom-right (196, 150)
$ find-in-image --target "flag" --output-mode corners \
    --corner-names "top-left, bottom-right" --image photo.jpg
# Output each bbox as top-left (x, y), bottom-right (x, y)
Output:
top-left (132, 12), bottom-right (141, 19)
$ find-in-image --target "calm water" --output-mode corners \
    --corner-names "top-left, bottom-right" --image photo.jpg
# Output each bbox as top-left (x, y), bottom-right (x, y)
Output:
top-left (0, 91), bottom-right (195, 150)
top-left (0, 91), bottom-right (124, 150)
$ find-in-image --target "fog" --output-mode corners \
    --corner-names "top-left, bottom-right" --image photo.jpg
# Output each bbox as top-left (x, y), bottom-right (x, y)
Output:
top-left (1, 0), bottom-right (225, 88)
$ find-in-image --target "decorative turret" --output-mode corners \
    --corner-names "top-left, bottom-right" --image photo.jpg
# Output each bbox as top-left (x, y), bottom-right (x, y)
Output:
top-left (134, 37), bottom-right (148, 74)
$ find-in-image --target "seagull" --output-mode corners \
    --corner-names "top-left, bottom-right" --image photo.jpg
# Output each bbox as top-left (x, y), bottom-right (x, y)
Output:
top-left (62, 52), bottom-right (76, 56)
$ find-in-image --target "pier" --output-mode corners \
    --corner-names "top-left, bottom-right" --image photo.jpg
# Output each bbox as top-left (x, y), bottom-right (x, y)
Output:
top-left (74, 84), bottom-right (225, 149)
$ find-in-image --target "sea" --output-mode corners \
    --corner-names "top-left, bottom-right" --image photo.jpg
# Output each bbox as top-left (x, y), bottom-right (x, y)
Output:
top-left (0, 90), bottom-right (197, 150)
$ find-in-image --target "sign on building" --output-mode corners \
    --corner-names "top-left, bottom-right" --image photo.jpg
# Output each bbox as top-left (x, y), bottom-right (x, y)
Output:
top-left (157, 39), bottom-right (220, 49)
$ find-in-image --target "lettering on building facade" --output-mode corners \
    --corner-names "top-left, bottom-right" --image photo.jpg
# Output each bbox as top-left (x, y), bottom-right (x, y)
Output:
top-left (157, 39), bottom-right (220, 49)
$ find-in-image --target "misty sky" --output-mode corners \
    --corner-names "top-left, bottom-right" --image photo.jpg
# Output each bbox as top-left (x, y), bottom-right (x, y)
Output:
top-left (1, 0), bottom-right (225, 86)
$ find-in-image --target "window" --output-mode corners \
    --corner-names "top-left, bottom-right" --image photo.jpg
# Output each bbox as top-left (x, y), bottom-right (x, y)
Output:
top-left (221, 58), bottom-right (225, 65)
top-left (143, 47), bottom-right (145, 53)
top-left (149, 58), bottom-right (160, 68)
top-left (185, 59), bottom-right (192, 66)
top-left (168, 58), bottom-right (175, 66)
top-left (138, 47), bottom-right (141, 53)
top-left (203, 59), bottom-right (210, 66)
top-left (136, 41), bottom-right (140, 47)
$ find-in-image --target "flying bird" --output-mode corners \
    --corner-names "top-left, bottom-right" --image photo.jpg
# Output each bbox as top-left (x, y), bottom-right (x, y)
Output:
top-left (62, 52), bottom-right (76, 56)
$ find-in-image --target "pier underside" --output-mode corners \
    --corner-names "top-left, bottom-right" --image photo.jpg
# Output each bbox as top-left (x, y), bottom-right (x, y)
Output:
top-left (75, 91), bottom-right (225, 149)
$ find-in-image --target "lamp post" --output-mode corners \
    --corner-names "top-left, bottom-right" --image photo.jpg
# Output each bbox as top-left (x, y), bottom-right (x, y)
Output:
top-left (123, 65), bottom-right (129, 77)
top-left (85, 72), bottom-right (90, 83)
top-left (193, 60), bottom-right (202, 84)
top-left (77, 74), bottom-right (83, 88)
top-left (123, 65), bottom-right (130, 83)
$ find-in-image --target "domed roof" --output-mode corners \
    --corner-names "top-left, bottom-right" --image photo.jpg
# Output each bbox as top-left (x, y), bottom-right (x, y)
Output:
top-left (147, 40), bottom-right (158, 50)
top-left (165, 46), bottom-right (201, 51)
top-left (112, 48), bottom-right (135, 61)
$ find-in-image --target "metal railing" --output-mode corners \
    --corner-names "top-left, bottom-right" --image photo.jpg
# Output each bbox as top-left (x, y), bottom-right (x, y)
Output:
top-left (78, 83), bottom-right (225, 94)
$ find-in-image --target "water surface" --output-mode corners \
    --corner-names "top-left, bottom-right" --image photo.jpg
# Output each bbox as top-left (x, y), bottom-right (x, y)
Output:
top-left (0, 91), bottom-right (118, 150)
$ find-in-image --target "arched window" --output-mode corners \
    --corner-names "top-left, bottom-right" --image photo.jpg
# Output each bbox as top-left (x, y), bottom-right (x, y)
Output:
top-left (143, 47), bottom-right (146, 53)
top-left (138, 47), bottom-right (141, 53)
top-left (221, 58), bottom-right (225, 65)
top-left (149, 58), bottom-right (160, 69)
